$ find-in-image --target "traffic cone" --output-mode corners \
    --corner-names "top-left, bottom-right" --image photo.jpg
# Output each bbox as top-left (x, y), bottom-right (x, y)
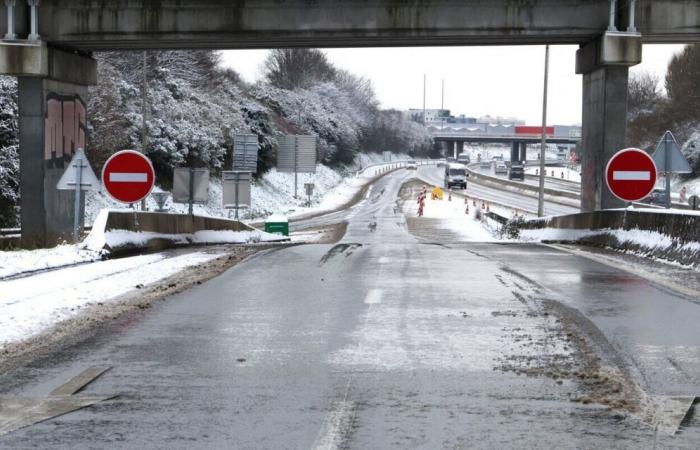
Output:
top-left (481, 201), bottom-right (485, 209)
top-left (486, 203), bottom-right (490, 212)
top-left (464, 197), bottom-right (468, 204)
top-left (473, 199), bottom-right (476, 207)
top-left (465, 205), bottom-right (469, 214)
top-left (448, 192), bottom-right (452, 201)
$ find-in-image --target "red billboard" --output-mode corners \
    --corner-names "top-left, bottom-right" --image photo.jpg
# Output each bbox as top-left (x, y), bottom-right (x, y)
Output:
top-left (515, 126), bottom-right (554, 135)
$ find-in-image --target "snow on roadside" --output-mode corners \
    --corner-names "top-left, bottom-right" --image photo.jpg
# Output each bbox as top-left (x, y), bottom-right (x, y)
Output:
top-left (402, 191), bottom-right (499, 241)
top-left (0, 251), bottom-right (223, 349)
top-left (0, 245), bottom-right (103, 280)
top-left (520, 227), bottom-right (700, 255)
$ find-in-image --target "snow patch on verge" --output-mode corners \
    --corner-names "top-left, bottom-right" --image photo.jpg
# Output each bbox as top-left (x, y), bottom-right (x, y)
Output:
top-left (0, 245), bottom-right (102, 280)
top-left (0, 251), bottom-right (221, 348)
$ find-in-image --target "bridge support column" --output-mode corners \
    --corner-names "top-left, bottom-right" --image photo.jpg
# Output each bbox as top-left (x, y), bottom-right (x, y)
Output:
top-left (519, 142), bottom-right (527, 162)
top-left (510, 142), bottom-right (519, 162)
top-left (456, 141), bottom-right (464, 156)
top-left (0, 44), bottom-right (97, 247)
top-left (576, 32), bottom-right (641, 211)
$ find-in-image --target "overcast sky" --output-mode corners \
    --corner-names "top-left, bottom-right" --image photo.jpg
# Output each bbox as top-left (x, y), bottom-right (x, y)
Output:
top-left (220, 44), bottom-right (685, 126)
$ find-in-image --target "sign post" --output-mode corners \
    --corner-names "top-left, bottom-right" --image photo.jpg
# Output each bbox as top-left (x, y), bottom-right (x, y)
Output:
top-left (223, 171), bottom-right (251, 219)
top-left (689, 195), bottom-right (700, 211)
top-left (102, 150), bottom-right (156, 205)
top-left (652, 131), bottom-right (693, 208)
top-left (173, 168), bottom-right (209, 215)
top-left (304, 182), bottom-right (314, 205)
top-left (56, 148), bottom-right (100, 241)
top-left (605, 148), bottom-right (657, 204)
top-left (277, 135), bottom-right (317, 198)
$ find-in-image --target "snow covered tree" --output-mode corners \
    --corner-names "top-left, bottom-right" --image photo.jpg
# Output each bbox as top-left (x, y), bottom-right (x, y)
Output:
top-left (626, 71), bottom-right (670, 150)
top-left (0, 76), bottom-right (18, 227)
top-left (264, 49), bottom-right (337, 90)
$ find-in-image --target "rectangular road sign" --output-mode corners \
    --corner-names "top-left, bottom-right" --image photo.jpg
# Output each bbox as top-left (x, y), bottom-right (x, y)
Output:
top-left (172, 168), bottom-right (209, 204)
top-left (277, 135), bottom-right (316, 174)
top-left (222, 171), bottom-right (251, 208)
top-left (233, 134), bottom-right (259, 172)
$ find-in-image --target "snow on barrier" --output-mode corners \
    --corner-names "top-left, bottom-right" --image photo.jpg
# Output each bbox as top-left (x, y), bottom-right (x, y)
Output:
top-left (84, 209), bottom-right (288, 255)
top-left (517, 209), bottom-right (700, 266)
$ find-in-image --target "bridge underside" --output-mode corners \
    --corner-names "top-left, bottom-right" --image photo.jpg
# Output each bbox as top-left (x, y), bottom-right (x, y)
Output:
top-left (2, 0), bottom-right (695, 245)
top-left (1, 1), bottom-right (700, 50)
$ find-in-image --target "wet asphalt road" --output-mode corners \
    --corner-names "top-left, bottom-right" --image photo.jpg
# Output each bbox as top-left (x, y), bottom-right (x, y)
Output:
top-left (1, 169), bottom-right (700, 449)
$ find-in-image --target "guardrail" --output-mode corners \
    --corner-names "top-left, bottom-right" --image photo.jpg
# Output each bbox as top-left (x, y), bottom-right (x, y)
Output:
top-left (465, 163), bottom-right (580, 203)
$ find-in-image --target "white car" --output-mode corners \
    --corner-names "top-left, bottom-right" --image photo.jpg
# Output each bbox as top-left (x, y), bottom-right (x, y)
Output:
top-left (406, 160), bottom-right (418, 170)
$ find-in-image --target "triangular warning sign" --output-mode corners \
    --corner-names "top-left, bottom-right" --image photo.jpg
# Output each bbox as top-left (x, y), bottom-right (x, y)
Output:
top-left (652, 131), bottom-right (692, 173)
top-left (56, 149), bottom-right (101, 191)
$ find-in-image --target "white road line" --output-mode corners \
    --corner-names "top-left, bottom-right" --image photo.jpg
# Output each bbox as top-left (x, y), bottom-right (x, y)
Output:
top-left (612, 171), bottom-right (650, 181)
top-left (364, 288), bottom-right (382, 304)
top-left (310, 398), bottom-right (356, 450)
top-left (109, 172), bottom-right (148, 182)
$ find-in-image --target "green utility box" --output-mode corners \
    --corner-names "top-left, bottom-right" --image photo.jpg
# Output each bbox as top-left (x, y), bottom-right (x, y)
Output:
top-left (264, 215), bottom-right (289, 236)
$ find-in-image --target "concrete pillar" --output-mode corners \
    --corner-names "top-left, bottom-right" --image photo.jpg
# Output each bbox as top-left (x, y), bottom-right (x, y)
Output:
top-left (576, 32), bottom-right (641, 211)
top-left (1, 45), bottom-right (97, 246)
top-left (519, 142), bottom-right (527, 162)
top-left (510, 142), bottom-right (519, 162)
top-left (456, 141), bottom-right (464, 156)
top-left (452, 141), bottom-right (457, 159)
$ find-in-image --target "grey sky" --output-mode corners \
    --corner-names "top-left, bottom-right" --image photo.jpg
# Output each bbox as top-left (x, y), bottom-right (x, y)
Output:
top-left (220, 44), bottom-right (685, 126)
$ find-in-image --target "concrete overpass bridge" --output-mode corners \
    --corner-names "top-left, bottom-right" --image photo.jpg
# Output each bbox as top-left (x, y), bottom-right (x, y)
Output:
top-left (1, 0), bottom-right (700, 245)
top-left (431, 130), bottom-right (580, 162)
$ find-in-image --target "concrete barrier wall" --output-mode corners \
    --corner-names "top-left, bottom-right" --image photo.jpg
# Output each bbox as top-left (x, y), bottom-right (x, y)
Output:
top-left (521, 210), bottom-right (700, 244)
top-left (519, 209), bottom-right (700, 266)
top-left (104, 211), bottom-right (254, 234)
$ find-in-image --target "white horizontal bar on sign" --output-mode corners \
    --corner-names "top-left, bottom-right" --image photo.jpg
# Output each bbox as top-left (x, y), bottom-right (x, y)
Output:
top-left (612, 171), bottom-right (650, 181)
top-left (109, 172), bottom-right (148, 182)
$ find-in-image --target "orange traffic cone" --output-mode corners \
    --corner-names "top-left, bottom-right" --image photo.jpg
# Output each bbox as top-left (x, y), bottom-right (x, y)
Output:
top-left (486, 203), bottom-right (490, 212)
top-left (465, 205), bottom-right (469, 214)
top-left (473, 199), bottom-right (476, 206)
top-left (448, 192), bottom-right (452, 201)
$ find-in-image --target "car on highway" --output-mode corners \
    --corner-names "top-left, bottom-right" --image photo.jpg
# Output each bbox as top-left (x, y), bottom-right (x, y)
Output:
top-left (444, 163), bottom-right (468, 189)
top-left (494, 161), bottom-right (508, 174)
top-left (406, 160), bottom-right (417, 170)
top-left (457, 154), bottom-right (471, 164)
top-left (508, 164), bottom-right (525, 181)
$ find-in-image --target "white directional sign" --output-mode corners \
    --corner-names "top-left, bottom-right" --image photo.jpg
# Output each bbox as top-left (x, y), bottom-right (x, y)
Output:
top-left (233, 134), bottom-right (259, 172)
top-left (56, 149), bottom-right (100, 191)
top-left (277, 135), bottom-right (317, 173)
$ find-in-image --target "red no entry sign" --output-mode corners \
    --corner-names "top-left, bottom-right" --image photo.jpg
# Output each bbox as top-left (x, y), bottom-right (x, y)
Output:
top-left (102, 150), bottom-right (155, 203)
top-left (605, 148), bottom-right (657, 202)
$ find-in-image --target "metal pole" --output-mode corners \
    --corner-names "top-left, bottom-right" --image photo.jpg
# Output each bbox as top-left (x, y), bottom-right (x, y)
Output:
top-left (294, 136), bottom-right (298, 199)
top-left (234, 175), bottom-right (240, 220)
top-left (4, 1), bottom-right (16, 40)
top-left (188, 167), bottom-right (194, 215)
top-left (608, 0), bottom-right (617, 31)
top-left (72, 154), bottom-right (82, 241)
top-left (140, 51), bottom-right (148, 211)
top-left (627, 0), bottom-right (637, 32)
top-left (422, 74), bottom-right (426, 125)
top-left (665, 136), bottom-right (672, 208)
top-left (537, 45), bottom-right (550, 217)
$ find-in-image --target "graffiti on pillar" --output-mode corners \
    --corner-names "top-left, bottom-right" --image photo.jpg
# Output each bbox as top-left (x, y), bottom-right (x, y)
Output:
top-left (44, 93), bottom-right (87, 169)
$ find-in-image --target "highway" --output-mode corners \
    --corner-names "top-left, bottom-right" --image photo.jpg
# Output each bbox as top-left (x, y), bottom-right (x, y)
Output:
top-left (417, 165), bottom-right (580, 216)
top-left (1, 168), bottom-right (699, 449)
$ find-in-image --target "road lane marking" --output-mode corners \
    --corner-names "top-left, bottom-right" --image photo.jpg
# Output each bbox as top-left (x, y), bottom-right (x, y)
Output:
top-left (612, 171), bottom-right (650, 181)
top-left (109, 172), bottom-right (148, 182)
top-left (310, 397), bottom-right (356, 450)
top-left (364, 289), bottom-right (382, 304)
